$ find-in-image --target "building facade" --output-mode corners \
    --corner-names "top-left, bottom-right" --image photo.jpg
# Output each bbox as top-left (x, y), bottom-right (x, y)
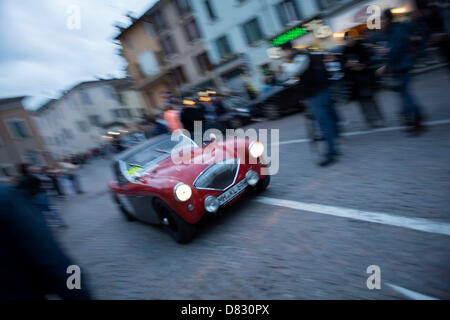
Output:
top-left (115, 12), bottom-right (173, 114)
top-left (144, 0), bottom-right (217, 95)
top-left (190, 0), bottom-right (321, 91)
top-left (0, 97), bottom-right (50, 180)
top-left (116, 0), bottom-right (219, 101)
top-left (118, 0), bottom-right (413, 97)
top-left (33, 79), bottom-right (147, 160)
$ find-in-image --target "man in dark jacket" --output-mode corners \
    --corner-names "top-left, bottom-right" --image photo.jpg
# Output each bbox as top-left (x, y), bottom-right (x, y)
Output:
top-left (342, 32), bottom-right (384, 128)
top-left (0, 183), bottom-right (91, 299)
top-left (301, 50), bottom-right (341, 167)
top-left (181, 103), bottom-right (204, 134)
top-left (378, 9), bottom-right (425, 135)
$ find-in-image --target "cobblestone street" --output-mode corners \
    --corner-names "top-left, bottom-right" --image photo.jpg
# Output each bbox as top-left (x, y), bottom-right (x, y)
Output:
top-left (52, 69), bottom-right (450, 299)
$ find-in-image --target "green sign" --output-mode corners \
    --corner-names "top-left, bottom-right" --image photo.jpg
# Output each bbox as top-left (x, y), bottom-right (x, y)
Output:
top-left (271, 27), bottom-right (309, 47)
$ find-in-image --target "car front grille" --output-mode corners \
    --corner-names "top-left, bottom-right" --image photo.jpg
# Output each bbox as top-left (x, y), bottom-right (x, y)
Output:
top-left (194, 158), bottom-right (239, 191)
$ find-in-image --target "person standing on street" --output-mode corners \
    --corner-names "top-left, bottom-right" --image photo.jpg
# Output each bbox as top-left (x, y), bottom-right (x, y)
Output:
top-left (377, 9), bottom-right (426, 136)
top-left (301, 50), bottom-right (341, 167)
top-left (15, 163), bottom-right (67, 228)
top-left (181, 101), bottom-right (204, 135)
top-left (342, 32), bottom-right (384, 128)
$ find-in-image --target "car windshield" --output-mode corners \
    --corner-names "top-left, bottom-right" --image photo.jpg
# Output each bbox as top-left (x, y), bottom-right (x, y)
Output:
top-left (122, 134), bottom-right (197, 177)
top-left (223, 97), bottom-right (249, 109)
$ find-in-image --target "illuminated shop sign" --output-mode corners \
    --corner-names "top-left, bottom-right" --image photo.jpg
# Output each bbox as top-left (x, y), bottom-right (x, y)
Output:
top-left (270, 19), bottom-right (333, 47)
top-left (271, 27), bottom-right (309, 47)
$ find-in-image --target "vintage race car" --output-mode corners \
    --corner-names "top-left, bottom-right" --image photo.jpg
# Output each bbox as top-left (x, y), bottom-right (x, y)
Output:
top-left (109, 133), bottom-right (270, 243)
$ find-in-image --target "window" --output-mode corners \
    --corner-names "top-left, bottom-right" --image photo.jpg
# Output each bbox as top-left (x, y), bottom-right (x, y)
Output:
top-left (183, 19), bottom-right (202, 42)
top-left (135, 63), bottom-right (145, 78)
top-left (216, 35), bottom-right (233, 59)
top-left (134, 108), bottom-right (146, 117)
top-left (138, 50), bottom-right (160, 76)
top-left (80, 90), bottom-right (92, 105)
top-left (124, 109), bottom-right (132, 118)
top-left (171, 66), bottom-right (188, 86)
top-left (152, 10), bottom-right (167, 32)
top-left (146, 91), bottom-right (156, 108)
top-left (204, 0), bottom-right (217, 21)
top-left (316, 0), bottom-right (345, 10)
top-left (143, 22), bottom-right (156, 37)
top-left (76, 120), bottom-right (89, 131)
top-left (195, 52), bottom-right (213, 74)
top-left (175, 0), bottom-right (192, 16)
top-left (111, 109), bottom-right (132, 119)
top-left (103, 86), bottom-right (116, 100)
top-left (276, 0), bottom-right (301, 26)
top-left (161, 35), bottom-right (178, 55)
top-left (88, 115), bottom-right (102, 126)
top-left (117, 92), bottom-right (125, 105)
top-left (242, 18), bottom-right (264, 45)
top-left (62, 129), bottom-right (74, 140)
top-left (155, 51), bottom-right (166, 67)
top-left (26, 150), bottom-right (43, 165)
top-left (6, 119), bottom-right (30, 139)
top-left (124, 38), bottom-right (134, 50)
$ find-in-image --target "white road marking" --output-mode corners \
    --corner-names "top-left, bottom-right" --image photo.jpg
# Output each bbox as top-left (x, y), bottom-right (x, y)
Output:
top-left (386, 283), bottom-right (439, 300)
top-left (275, 119), bottom-right (450, 146)
top-left (256, 197), bottom-right (450, 236)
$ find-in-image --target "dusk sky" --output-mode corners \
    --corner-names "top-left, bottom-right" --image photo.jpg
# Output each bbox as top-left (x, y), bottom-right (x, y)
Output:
top-left (0, 0), bottom-right (157, 110)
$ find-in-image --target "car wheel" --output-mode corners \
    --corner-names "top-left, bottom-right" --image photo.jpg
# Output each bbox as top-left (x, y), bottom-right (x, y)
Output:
top-left (113, 193), bottom-right (136, 222)
top-left (263, 104), bottom-right (280, 120)
top-left (153, 199), bottom-right (196, 244)
top-left (255, 175), bottom-right (271, 193)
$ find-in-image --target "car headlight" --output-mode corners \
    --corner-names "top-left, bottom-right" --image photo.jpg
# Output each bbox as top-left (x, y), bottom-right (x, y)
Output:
top-left (249, 141), bottom-right (264, 158)
top-left (204, 196), bottom-right (219, 213)
top-left (246, 170), bottom-right (259, 186)
top-left (173, 183), bottom-right (192, 202)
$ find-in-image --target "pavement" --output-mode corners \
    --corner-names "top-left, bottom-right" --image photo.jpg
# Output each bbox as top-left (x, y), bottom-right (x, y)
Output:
top-left (50, 68), bottom-right (450, 300)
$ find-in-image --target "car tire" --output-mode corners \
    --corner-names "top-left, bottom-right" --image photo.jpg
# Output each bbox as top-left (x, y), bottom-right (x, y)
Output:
top-left (255, 175), bottom-right (271, 193)
top-left (263, 104), bottom-right (280, 120)
top-left (153, 198), bottom-right (196, 244)
top-left (113, 193), bottom-right (136, 222)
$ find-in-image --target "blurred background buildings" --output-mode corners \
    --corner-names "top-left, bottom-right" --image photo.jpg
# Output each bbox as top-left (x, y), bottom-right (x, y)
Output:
top-left (116, 0), bottom-right (413, 108)
top-left (33, 78), bottom-right (147, 161)
top-left (0, 97), bottom-right (50, 181)
top-left (0, 0), bottom-right (418, 170)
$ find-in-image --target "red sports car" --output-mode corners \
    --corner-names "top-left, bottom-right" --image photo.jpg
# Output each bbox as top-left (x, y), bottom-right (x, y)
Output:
top-left (109, 133), bottom-right (270, 243)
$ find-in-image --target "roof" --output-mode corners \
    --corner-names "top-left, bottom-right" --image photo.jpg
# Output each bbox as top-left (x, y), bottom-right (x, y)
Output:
top-left (34, 78), bottom-right (133, 112)
top-left (114, 0), bottom-right (163, 40)
top-left (34, 99), bottom-right (57, 114)
top-left (0, 96), bottom-right (26, 106)
top-left (70, 78), bottom-right (133, 91)
top-left (0, 96), bottom-right (26, 110)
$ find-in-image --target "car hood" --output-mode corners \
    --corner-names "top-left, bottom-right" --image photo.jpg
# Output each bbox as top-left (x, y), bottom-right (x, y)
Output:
top-left (142, 139), bottom-right (247, 186)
